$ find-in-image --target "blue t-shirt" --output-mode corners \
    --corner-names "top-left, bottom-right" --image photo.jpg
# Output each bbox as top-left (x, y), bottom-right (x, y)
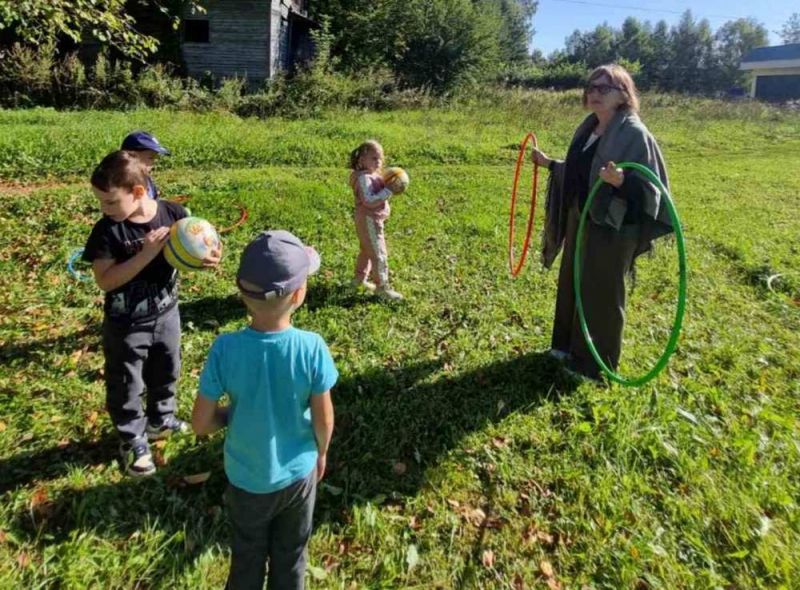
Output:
top-left (199, 326), bottom-right (338, 494)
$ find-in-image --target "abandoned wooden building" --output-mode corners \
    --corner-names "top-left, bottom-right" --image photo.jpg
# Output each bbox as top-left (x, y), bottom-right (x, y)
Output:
top-left (181, 0), bottom-right (315, 85)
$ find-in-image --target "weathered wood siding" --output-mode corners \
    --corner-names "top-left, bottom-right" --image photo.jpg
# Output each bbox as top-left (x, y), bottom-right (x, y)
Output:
top-left (182, 0), bottom-right (270, 83)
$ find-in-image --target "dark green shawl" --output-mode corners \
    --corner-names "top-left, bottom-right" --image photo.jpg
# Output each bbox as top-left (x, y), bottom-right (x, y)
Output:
top-left (541, 109), bottom-right (673, 269)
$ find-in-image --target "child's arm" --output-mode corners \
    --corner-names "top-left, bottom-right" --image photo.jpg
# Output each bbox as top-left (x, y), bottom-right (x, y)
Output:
top-left (357, 173), bottom-right (394, 204)
top-left (92, 227), bottom-right (170, 291)
top-left (191, 396), bottom-right (229, 436)
top-left (310, 391), bottom-right (334, 481)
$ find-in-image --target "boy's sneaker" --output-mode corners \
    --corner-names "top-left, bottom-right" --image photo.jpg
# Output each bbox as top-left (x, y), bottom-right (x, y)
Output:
top-left (146, 415), bottom-right (190, 441)
top-left (376, 286), bottom-right (404, 301)
top-left (120, 441), bottom-right (156, 477)
top-left (351, 278), bottom-right (377, 292)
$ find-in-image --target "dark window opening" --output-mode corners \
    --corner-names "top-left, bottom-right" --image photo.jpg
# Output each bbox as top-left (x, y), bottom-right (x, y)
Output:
top-left (184, 20), bottom-right (210, 43)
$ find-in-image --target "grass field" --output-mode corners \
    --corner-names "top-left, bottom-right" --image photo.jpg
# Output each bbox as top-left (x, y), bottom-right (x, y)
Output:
top-left (1, 91), bottom-right (799, 589)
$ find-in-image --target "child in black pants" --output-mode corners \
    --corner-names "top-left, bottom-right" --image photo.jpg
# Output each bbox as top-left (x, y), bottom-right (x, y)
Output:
top-left (83, 150), bottom-right (220, 475)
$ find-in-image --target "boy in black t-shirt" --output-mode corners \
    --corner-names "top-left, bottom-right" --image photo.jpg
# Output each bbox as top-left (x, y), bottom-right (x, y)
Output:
top-left (83, 150), bottom-right (221, 476)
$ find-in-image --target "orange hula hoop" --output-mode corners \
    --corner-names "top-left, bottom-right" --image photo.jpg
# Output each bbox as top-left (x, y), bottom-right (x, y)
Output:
top-left (168, 195), bottom-right (249, 235)
top-left (508, 132), bottom-right (540, 276)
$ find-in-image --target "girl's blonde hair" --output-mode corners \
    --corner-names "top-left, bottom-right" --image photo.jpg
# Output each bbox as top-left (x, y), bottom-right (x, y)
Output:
top-left (582, 64), bottom-right (640, 113)
top-left (349, 140), bottom-right (384, 170)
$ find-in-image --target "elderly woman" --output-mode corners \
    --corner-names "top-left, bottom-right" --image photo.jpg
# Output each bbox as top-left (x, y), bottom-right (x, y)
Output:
top-left (533, 64), bottom-right (673, 381)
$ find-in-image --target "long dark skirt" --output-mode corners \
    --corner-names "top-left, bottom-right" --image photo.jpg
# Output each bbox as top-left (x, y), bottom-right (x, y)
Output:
top-left (551, 205), bottom-right (637, 379)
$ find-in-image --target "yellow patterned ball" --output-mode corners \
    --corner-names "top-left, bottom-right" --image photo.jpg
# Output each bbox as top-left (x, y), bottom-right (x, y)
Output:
top-left (164, 217), bottom-right (220, 272)
top-left (382, 167), bottom-right (410, 194)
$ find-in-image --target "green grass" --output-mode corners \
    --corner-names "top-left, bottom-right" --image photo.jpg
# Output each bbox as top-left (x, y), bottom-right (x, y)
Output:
top-left (1, 91), bottom-right (799, 589)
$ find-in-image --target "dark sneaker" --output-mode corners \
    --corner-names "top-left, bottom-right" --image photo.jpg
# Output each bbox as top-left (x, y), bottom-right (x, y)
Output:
top-left (146, 415), bottom-right (190, 441)
top-left (120, 441), bottom-right (156, 477)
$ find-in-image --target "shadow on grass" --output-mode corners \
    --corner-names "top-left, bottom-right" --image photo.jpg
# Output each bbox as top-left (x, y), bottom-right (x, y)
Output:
top-left (0, 325), bottom-right (100, 368)
top-left (5, 350), bottom-right (576, 583)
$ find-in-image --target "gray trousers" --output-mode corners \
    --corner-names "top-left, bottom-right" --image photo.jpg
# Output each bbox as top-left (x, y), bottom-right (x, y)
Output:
top-left (102, 305), bottom-right (181, 444)
top-left (225, 468), bottom-right (317, 590)
top-left (552, 205), bottom-right (637, 379)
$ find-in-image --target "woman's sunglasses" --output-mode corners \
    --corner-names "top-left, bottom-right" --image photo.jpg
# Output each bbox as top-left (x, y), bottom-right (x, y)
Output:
top-left (586, 82), bottom-right (623, 95)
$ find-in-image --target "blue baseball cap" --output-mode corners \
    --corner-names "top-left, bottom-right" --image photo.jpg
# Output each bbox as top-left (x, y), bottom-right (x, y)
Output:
top-left (237, 230), bottom-right (321, 299)
top-left (121, 131), bottom-right (171, 155)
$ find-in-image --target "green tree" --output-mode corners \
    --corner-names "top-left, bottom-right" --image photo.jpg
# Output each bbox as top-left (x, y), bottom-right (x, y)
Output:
top-left (0, 0), bottom-right (203, 61)
top-left (713, 18), bottom-right (768, 90)
top-left (667, 11), bottom-right (714, 92)
top-left (311, 0), bottom-right (507, 92)
top-left (780, 13), bottom-right (800, 44)
top-left (617, 17), bottom-right (652, 65)
top-left (640, 19), bottom-right (671, 89)
top-left (565, 23), bottom-right (616, 67)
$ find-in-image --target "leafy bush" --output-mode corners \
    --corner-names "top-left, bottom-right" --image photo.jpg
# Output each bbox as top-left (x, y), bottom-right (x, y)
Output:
top-left (499, 61), bottom-right (588, 90)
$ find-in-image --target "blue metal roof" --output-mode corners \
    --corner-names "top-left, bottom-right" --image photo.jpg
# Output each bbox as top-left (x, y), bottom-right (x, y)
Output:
top-left (741, 43), bottom-right (800, 63)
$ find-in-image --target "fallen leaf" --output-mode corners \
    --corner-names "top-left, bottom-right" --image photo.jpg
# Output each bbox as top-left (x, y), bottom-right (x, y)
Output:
top-left (308, 564), bottom-right (328, 580)
top-left (0, 530), bottom-right (7, 544)
top-left (87, 411), bottom-right (99, 425)
top-left (20, 432), bottom-right (34, 443)
top-left (30, 487), bottom-right (48, 509)
top-left (321, 483), bottom-right (343, 496)
top-left (513, 573), bottom-right (525, 589)
top-left (540, 560), bottom-right (555, 578)
top-left (547, 578), bottom-right (562, 590)
top-left (491, 436), bottom-right (508, 449)
top-left (537, 531), bottom-right (555, 546)
top-left (183, 472), bottom-right (211, 485)
top-left (17, 552), bottom-right (30, 568)
top-left (406, 544), bottom-right (419, 571)
top-left (446, 499), bottom-right (460, 509)
top-left (481, 549), bottom-right (495, 568)
top-left (392, 462), bottom-right (407, 476)
top-left (0, 420), bottom-right (6, 432)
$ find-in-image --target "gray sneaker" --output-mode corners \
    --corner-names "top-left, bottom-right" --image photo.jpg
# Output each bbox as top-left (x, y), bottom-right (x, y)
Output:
top-left (120, 441), bottom-right (156, 477)
top-left (376, 286), bottom-right (404, 301)
top-left (146, 415), bottom-right (190, 441)
top-left (351, 278), bottom-right (377, 292)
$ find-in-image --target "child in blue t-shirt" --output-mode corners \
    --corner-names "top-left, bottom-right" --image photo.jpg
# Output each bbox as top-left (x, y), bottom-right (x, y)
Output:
top-left (192, 230), bottom-right (337, 590)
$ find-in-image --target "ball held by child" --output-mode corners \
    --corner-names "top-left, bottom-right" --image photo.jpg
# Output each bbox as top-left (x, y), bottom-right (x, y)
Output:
top-left (382, 167), bottom-right (409, 194)
top-left (164, 216), bottom-right (221, 272)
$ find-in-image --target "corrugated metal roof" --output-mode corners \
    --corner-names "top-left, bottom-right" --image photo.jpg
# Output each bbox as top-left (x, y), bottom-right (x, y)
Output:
top-left (741, 43), bottom-right (800, 63)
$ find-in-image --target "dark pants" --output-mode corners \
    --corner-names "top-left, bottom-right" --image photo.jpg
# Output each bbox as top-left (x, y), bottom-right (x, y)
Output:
top-left (225, 468), bottom-right (317, 590)
top-left (102, 305), bottom-right (181, 444)
top-left (552, 205), bottom-right (637, 378)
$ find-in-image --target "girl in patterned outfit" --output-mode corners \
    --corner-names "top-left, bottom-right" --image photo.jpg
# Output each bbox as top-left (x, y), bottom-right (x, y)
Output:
top-left (349, 140), bottom-right (404, 300)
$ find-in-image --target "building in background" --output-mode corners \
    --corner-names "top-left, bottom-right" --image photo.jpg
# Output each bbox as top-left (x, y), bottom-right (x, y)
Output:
top-left (182, 0), bottom-right (315, 85)
top-left (740, 43), bottom-right (800, 101)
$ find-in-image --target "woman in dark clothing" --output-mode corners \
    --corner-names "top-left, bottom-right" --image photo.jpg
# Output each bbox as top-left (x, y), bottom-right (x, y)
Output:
top-left (533, 64), bottom-right (673, 381)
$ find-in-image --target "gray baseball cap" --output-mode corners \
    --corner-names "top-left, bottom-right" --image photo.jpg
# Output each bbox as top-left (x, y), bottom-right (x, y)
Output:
top-left (237, 230), bottom-right (320, 299)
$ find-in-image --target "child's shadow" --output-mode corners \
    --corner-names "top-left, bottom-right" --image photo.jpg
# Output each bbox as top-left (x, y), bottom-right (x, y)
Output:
top-left (6, 351), bottom-right (576, 584)
top-left (304, 280), bottom-right (376, 311)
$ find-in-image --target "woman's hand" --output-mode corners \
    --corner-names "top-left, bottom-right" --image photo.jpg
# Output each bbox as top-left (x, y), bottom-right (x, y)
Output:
top-left (531, 147), bottom-right (551, 168)
top-left (599, 161), bottom-right (624, 188)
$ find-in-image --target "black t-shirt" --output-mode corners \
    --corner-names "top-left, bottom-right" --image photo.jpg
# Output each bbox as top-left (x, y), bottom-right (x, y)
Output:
top-left (83, 201), bottom-right (187, 322)
top-left (568, 131), bottom-right (644, 225)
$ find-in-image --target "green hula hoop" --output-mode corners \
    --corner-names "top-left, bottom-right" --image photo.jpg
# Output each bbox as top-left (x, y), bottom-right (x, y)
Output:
top-left (574, 161), bottom-right (687, 387)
